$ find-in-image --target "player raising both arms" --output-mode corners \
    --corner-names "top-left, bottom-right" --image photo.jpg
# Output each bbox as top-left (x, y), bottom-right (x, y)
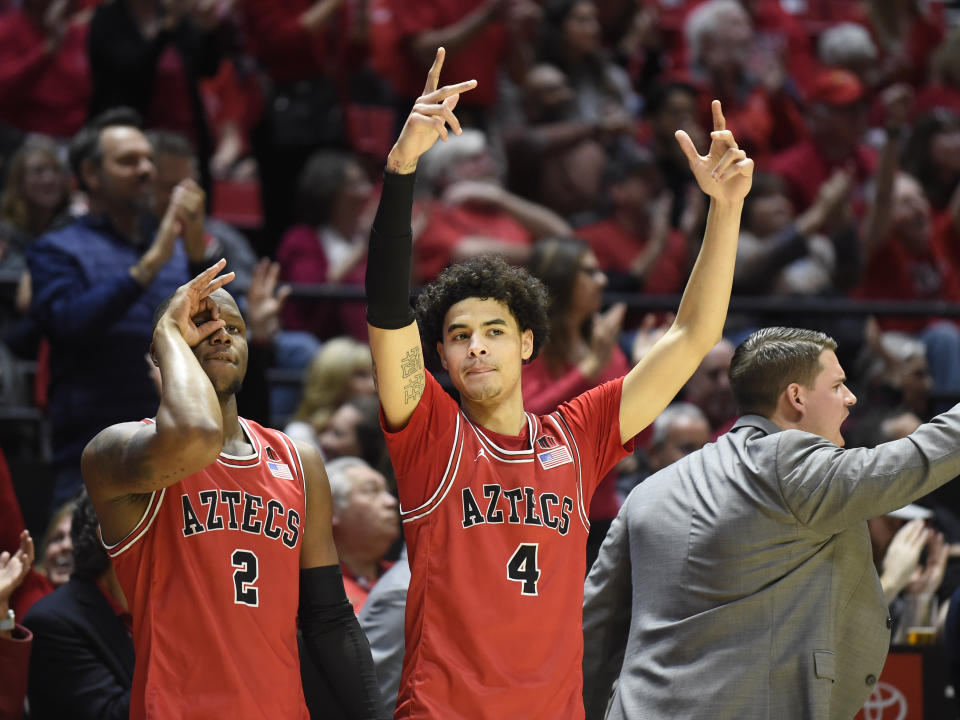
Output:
top-left (364, 48), bottom-right (754, 719)
top-left (82, 261), bottom-right (384, 719)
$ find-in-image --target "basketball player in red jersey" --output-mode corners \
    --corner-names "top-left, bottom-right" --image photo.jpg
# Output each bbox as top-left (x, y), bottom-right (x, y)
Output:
top-left (363, 49), bottom-right (754, 719)
top-left (81, 262), bottom-right (384, 719)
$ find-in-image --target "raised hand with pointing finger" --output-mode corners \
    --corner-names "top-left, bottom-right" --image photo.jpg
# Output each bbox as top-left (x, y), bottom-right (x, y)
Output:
top-left (675, 100), bottom-right (753, 206)
top-left (387, 47), bottom-right (477, 175)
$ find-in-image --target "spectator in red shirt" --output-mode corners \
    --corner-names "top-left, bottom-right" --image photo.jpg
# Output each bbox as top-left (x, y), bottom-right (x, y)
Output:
top-left (0, 0), bottom-right (91, 139)
top-left (577, 147), bottom-right (690, 296)
top-left (504, 63), bottom-right (624, 219)
top-left (277, 149), bottom-right (373, 342)
top-left (325, 456), bottom-right (399, 613)
top-left (903, 109), bottom-right (960, 214)
top-left (817, 22), bottom-right (881, 93)
top-left (523, 235), bottom-right (629, 568)
top-left (768, 68), bottom-right (876, 216)
top-left (414, 128), bottom-right (571, 283)
top-left (861, 0), bottom-right (945, 89)
top-left (683, 0), bottom-right (804, 163)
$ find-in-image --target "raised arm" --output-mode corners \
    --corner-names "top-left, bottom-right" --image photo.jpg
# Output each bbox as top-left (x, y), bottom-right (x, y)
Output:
top-left (81, 262), bottom-right (234, 542)
top-left (618, 101), bottom-right (753, 442)
top-left (295, 440), bottom-right (385, 718)
top-left (366, 47), bottom-right (475, 431)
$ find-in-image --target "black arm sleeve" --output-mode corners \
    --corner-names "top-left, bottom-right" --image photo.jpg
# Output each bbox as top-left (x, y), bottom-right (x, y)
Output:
top-left (298, 565), bottom-right (386, 719)
top-left (365, 170), bottom-right (417, 329)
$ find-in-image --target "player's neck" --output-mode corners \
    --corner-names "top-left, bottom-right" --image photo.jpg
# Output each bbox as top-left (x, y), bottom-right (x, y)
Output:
top-left (462, 392), bottom-right (527, 437)
top-left (219, 398), bottom-right (252, 456)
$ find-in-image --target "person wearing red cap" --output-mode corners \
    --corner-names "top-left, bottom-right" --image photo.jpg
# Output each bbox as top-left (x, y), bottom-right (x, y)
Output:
top-left (768, 68), bottom-right (877, 218)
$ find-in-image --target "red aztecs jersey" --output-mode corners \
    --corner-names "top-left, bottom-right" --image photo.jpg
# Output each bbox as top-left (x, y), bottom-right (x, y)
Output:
top-left (384, 371), bottom-right (633, 719)
top-left (104, 418), bottom-right (309, 720)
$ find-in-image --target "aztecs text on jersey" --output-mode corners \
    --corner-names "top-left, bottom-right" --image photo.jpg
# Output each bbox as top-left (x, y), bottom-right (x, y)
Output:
top-left (104, 418), bottom-right (310, 720)
top-left (385, 371), bottom-right (632, 720)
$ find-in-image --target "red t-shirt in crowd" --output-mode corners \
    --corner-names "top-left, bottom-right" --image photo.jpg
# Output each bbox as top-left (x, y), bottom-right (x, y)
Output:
top-left (855, 229), bottom-right (960, 334)
top-left (383, 370), bottom-right (632, 719)
top-left (105, 419), bottom-right (309, 720)
top-left (577, 219), bottom-right (689, 295)
top-left (768, 139), bottom-right (877, 215)
top-left (413, 203), bottom-right (532, 284)
top-left (0, 10), bottom-right (90, 137)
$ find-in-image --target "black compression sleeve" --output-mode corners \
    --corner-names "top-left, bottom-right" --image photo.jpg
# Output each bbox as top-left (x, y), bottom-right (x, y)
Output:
top-left (365, 170), bottom-right (417, 329)
top-left (299, 565), bottom-right (386, 719)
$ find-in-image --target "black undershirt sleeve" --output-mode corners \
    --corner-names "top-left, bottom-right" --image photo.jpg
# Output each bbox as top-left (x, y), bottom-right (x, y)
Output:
top-left (365, 170), bottom-right (417, 330)
top-left (298, 565), bottom-right (386, 719)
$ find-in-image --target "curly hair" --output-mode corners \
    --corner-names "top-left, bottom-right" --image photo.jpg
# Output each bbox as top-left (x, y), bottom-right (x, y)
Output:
top-left (416, 255), bottom-right (550, 362)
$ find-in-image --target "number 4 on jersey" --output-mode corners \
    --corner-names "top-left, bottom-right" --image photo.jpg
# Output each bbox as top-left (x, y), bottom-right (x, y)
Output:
top-left (507, 543), bottom-right (540, 596)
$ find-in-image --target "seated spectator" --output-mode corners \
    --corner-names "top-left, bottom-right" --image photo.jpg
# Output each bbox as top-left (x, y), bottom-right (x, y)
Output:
top-left (681, 338), bottom-right (736, 438)
top-left (34, 499), bottom-right (74, 593)
top-left (861, 0), bottom-right (944, 89)
top-left (683, 0), bottom-right (804, 162)
top-left (0, 136), bottom-right (71, 336)
top-left (733, 170), bottom-right (856, 297)
top-left (859, 327), bottom-right (934, 421)
top-left (857, 168), bottom-right (960, 396)
top-left (277, 150), bottom-right (372, 342)
top-left (504, 63), bottom-right (623, 218)
top-left (88, 0), bottom-right (223, 194)
top-left (524, 236), bottom-right (628, 567)
top-left (325, 457), bottom-right (400, 613)
top-left (415, 129), bottom-right (570, 282)
top-left (817, 22), bottom-right (881, 92)
top-left (769, 69), bottom-right (876, 216)
top-left (902, 109), bottom-right (960, 214)
top-left (285, 337), bottom-right (376, 449)
top-left (538, 0), bottom-right (637, 127)
top-left (147, 130), bottom-right (258, 297)
top-left (23, 490), bottom-right (134, 720)
top-left (0, 529), bottom-right (34, 720)
top-left (637, 81), bottom-right (706, 235)
top-left (0, 0), bottom-right (91, 139)
top-left (358, 545), bottom-right (409, 720)
top-left (319, 396), bottom-right (392, 484)
top-left (871, 510), bottom-right (948, 644)
top-left (618, 401), bottom-right (711, 496)
top-left (26, 108), bottom-right (200, 506)
top-left (577, 148), bottom-right (690, 296)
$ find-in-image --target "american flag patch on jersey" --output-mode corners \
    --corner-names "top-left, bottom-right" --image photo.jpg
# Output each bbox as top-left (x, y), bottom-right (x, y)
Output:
top-left (537, 446), bottom-right (572, 469)
top-left (266, 460), bottom-right (294, 480)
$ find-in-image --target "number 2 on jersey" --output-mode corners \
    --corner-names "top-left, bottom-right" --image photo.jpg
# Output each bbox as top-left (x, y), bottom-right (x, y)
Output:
top-left (507, 543), bottom-right (540, 596)
top-left (232, 549), bottom-right (260, 606)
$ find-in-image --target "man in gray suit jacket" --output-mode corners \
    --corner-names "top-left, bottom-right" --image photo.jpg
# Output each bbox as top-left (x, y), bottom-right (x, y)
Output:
top-left (582, 327), bottom-right (960, 720)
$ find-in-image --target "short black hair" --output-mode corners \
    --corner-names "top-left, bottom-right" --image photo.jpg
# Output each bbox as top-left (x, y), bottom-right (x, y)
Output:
top-left (297, 149), bottom-right (357, 226)
top-left (69, 106), bottom-right (144, 191)
top-left (71, 488), bottom-right (110, 581)
top-left (415, 255), bottom-right (550, 361)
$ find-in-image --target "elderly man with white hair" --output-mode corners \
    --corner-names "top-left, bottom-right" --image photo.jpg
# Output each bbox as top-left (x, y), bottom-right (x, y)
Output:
top-left (325, 457), bottom-right (401, 613)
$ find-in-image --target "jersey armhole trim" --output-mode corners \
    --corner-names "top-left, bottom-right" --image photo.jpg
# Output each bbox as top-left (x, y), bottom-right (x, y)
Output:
top-left (101, 488), bottom-right (166, 558)
top-left (548, 411), bottom-right (590, 532)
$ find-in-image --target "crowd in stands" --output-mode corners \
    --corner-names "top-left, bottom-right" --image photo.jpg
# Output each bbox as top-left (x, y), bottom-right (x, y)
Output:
top-left (4, 0), bottom-right (960, 716)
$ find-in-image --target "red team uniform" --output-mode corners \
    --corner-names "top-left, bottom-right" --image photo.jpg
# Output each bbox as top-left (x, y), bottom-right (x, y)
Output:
top-left (104, 418), bottom-right (310, 720)
top-left (384, 370), bottom-right (633, 719)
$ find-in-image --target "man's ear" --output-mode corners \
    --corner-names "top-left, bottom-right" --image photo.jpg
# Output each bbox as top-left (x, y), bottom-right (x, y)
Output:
top-left (81, 158), bottom-right (100, 194)
top-left (521, 329), bottom-right (534, 362)
top-left (784, 382), bottom-right (805, 413)
top-left (437, 342), bottom-right (447, 370)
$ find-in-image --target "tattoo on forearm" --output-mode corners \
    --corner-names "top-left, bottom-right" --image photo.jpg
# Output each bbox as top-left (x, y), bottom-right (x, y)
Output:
top-left (401, 348), bottom-right (423, 378)
top-left (403, 373), bottom-right (425, 404)
top-left (371, 358), bottom-right (380, 392)
top-left (388, 157), bottom-right (418, 174)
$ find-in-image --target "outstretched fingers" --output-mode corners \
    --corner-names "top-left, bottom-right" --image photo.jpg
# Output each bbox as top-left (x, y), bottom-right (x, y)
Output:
top-left (674, 129), bottom-right (701, 164)
top-left (711, 99), bottom-right (726, 132)
top-left (422, 47), bottom-right (446, 96)
top-left (201, 270), bottom-right (236, 298)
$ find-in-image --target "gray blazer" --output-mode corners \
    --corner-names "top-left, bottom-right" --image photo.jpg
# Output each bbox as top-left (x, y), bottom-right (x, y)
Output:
top-left (583, 412), bottom-right (960, 720)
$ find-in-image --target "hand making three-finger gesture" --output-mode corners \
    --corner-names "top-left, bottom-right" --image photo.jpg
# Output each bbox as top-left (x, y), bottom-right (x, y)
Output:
top-left (674, 100), bottom-right (753, 205)
top-left (387, 47), bottom-right (477, 175)
top-left (157, 259), bottom-right (235, 347)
